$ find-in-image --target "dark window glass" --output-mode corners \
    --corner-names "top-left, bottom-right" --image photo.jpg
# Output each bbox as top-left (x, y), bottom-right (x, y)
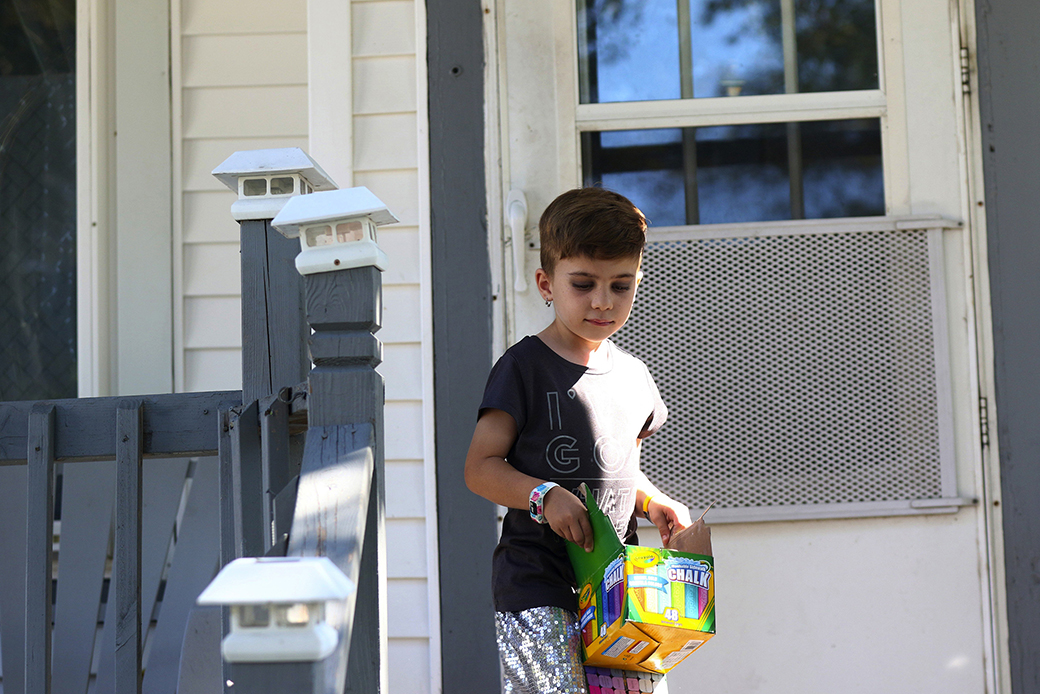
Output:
top-left (578, 0), bottom-right (879, 103)
top-left (583, 119), bottom-right (884, 226)
top-left (1, 0), bottom-right (77, 400)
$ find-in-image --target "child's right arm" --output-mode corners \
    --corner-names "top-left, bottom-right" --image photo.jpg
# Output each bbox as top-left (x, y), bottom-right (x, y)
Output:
top-left (464, 408), bottom-right (595, 551)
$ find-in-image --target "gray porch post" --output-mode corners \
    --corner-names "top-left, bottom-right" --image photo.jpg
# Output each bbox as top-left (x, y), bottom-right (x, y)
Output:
top-left (211, 149), bottom-right (337, 561)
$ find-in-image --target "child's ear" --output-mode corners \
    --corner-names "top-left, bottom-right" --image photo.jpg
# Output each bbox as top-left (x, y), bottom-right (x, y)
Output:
top-left (534, 267), bottom-right (553, 301)
top-left (636, 269), bottom-right (644, 286)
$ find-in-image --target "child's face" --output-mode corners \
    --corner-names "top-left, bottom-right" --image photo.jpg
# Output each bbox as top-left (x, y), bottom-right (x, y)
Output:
top-left (537, 254), bottom-right (642, 349)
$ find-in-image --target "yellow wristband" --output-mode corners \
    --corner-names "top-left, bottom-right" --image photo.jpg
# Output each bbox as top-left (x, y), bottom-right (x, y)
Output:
top-left (642, 495), bottom-right (654, 520)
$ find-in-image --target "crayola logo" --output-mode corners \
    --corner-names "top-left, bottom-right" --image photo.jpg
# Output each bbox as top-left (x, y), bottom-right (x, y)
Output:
top-left (579, 583), bottom-right (594, 608)
top-left (629, 548), bottom-right (662, 569)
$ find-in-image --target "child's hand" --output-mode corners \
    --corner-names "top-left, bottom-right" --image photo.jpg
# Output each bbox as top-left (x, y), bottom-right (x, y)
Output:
top-left (646, 495), bottom-right (693, 546)
top-left (543, 486), bottom-right (594, 552)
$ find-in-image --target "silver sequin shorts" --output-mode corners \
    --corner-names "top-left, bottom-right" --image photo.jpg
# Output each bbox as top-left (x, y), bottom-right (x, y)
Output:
top-left (495, 607), bottom-right (667, 694)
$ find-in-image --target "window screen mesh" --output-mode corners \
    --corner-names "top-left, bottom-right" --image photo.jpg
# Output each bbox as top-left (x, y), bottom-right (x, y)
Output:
top-left (614, 226), bottom-right (946, 511)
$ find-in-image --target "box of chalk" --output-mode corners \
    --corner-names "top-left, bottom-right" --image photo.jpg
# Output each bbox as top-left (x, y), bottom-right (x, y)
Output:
top-left (566, 483), bottom-right (715, 674)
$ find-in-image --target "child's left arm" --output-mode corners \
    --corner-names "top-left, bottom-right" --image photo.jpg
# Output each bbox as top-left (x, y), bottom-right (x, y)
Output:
top-left (633, 468), bottom-right (692, 547)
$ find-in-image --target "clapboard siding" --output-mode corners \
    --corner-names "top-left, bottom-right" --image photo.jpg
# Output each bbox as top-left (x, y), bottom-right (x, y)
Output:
top-left (181, 0), bottom-right (307, 36)
top-left (355, 171), bottom-right (420, 225)
top-left (381, 344), bottom-right (423, 400)
top-left (182, 34), bottom-right (307, 87)
top-left (183, 192), bottom-right (240, 243)
top-left (387, 519), bottom-right (428, 578)
top-left (183, 86), bottom-right (308, 139)
top-left (388, 639), bottom-right (432, 694)
top-left (353, 1), bottom-right (416, 57)
top-left (182, 243), bottom-right (241, 297)
top-left (184, 297), bottom-right (241, 349)
top-left (381, 285), bottom-right (423, 343)
top-left (354, 56), bottom-right (417, 114)
top-left (355, 114), bottom-right (418, 170)
top-left (384, 401), bottom-right (424, 461)
top-left (386, 460), bottom-right (427, 518)
top-left (387, 579), bottom-right (430, 638)
top-left (183, 349), bottom-right (242, 392)
top-left (378, 227), bottom-right (422, 285)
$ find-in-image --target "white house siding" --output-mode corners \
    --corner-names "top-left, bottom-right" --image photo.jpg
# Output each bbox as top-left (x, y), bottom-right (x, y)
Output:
top-left (174, 0), bottom-right (308, 392)
top-left (172, 0), bottom-right (439, 691)
top-left (351, 2), bottom-right (438, 691)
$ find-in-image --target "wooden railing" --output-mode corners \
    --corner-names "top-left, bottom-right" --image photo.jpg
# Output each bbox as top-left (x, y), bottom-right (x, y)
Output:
top-left (0, 150), bottom-right (387, 694)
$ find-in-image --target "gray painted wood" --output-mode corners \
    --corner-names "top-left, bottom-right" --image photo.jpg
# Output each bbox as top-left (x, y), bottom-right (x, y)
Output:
top-left (0, 465), bottom-right (28, 694)
top-left (230, 402), bottom-right (264, 558)
top-left (239, 220), bottom-right (309, 405)
top-left (975, 3), bottom-right (1040, 690)
top-left (175, 607), bottom-right (221, 694)
top-left (271, 474), bottom-right (298, 556)
top-left (95, 459), bottom-right (191, 694)
top-left (299, 265), bottom-right (386, 694)
top-left (115, 401), bottom-right (143, 694)
top-left (287, 425), bottom-right (374, 694)
top-left (217, 407), bottom-right (236, 569)
top-left (25, 403), bottom-right (55, 694)
top-left (141, 457), bottom-right (220, 694)
top-left (260, 395), bottom-right (291, 552)
top-left (0, 391), bottom-right (241, 465)
top-left (52, 461), bottom-right (116, 694)
top-left (427, 2), bottom-right (499, 690)
top-left (227, 662), bottom-right (322, 694)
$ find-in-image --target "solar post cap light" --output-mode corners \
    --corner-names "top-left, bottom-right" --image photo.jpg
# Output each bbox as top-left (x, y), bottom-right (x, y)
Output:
top-left (196, 557), bottom-right (355, 663)
top-left (272, 186), bottom-right (397, 275)
top-left (212, 147), bottom-right (338, 222)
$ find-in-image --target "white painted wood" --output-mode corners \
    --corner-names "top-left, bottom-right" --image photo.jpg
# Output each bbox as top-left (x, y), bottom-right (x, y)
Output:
top-left (574, 89), bottom-right (887, 130)
top-left (388, 639), bottom-right (432, 694)
top-left (385, 460), bottom-right (427, 518)
top-left (116, 0), bottom-right (173, 396)
top-left (354, 114), bottom-right (419, 170)
top-left (354, 56), bottom-right (418, 114)
top-left (380, 285), bottom-right (423, 343)
top-left (384, 401), bottom-right (424, 460)
top-left (182, 86), bottom-right (307, 139)
top-left (183, 192), bottom-right (240, 243)
top-left (413, 0), bottom-right (443, 685)
top-left (182, 137), bottom-right (309, 191)
top-left (307, 0), bottom-right (353, 191)
top-left (183, 349), bottom-right (242, 392)
top-left (376, 227), bottom-right (422, 285)
top-left (386, 579), bottom-right (430, 638)
top-left (380, 344), bottom-right (423, 400)
top-left (353, 1), bottom-right (416, 57)
top-left (182, 34), bottom-right (307, 88)
top-left (184, 297), bottom-right (242, 349)
top-left (386, 519), bottom-right (428, 578)
top-left (355, 170), bottom-right (421, 225)
top-left (181, 0), bottom-right (306, 35)
top-left (183, 243), bottom-right (242, 296)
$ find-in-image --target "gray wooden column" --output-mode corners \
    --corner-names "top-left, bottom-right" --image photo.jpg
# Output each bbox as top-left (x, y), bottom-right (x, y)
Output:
top-left (25, 403), bottom-right (55, 694)
top-left (294, 265), bottom-right (386, 694)
top-left (115, 400), bottom-right (144, 694)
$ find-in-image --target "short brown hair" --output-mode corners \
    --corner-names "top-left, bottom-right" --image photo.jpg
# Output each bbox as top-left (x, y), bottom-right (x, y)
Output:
top-left (538, 187), bottom-right (647, 277)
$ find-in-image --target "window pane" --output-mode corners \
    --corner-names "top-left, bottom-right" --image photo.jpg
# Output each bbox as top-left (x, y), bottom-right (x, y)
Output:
top-left (0, 0), bottom-right (77, 400)
top-left (577, 0), bottom-right (879, 103)
top-left (583, 119), bottom-right (884, 225)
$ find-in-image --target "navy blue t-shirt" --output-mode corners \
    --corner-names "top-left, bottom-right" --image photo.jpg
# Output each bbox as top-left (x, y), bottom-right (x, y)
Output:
top-left (479, 336), bottom-right (667, 613)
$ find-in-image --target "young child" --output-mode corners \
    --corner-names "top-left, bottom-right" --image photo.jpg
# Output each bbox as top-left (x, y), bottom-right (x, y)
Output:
top-left (465, 187), bottom-right (705, 693)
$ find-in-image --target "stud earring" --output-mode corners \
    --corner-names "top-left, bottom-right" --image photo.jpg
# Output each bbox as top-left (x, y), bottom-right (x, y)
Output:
top-left (545, 298), bottom-right (552, 308)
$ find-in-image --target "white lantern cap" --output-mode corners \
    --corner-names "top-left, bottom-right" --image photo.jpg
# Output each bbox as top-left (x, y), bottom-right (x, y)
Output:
top-left (271, 186), bottom-right (398, 239)
top-left (197, 556), bottom-right (354, 606)
top-left (211, 148), bottom-right (338, 221)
